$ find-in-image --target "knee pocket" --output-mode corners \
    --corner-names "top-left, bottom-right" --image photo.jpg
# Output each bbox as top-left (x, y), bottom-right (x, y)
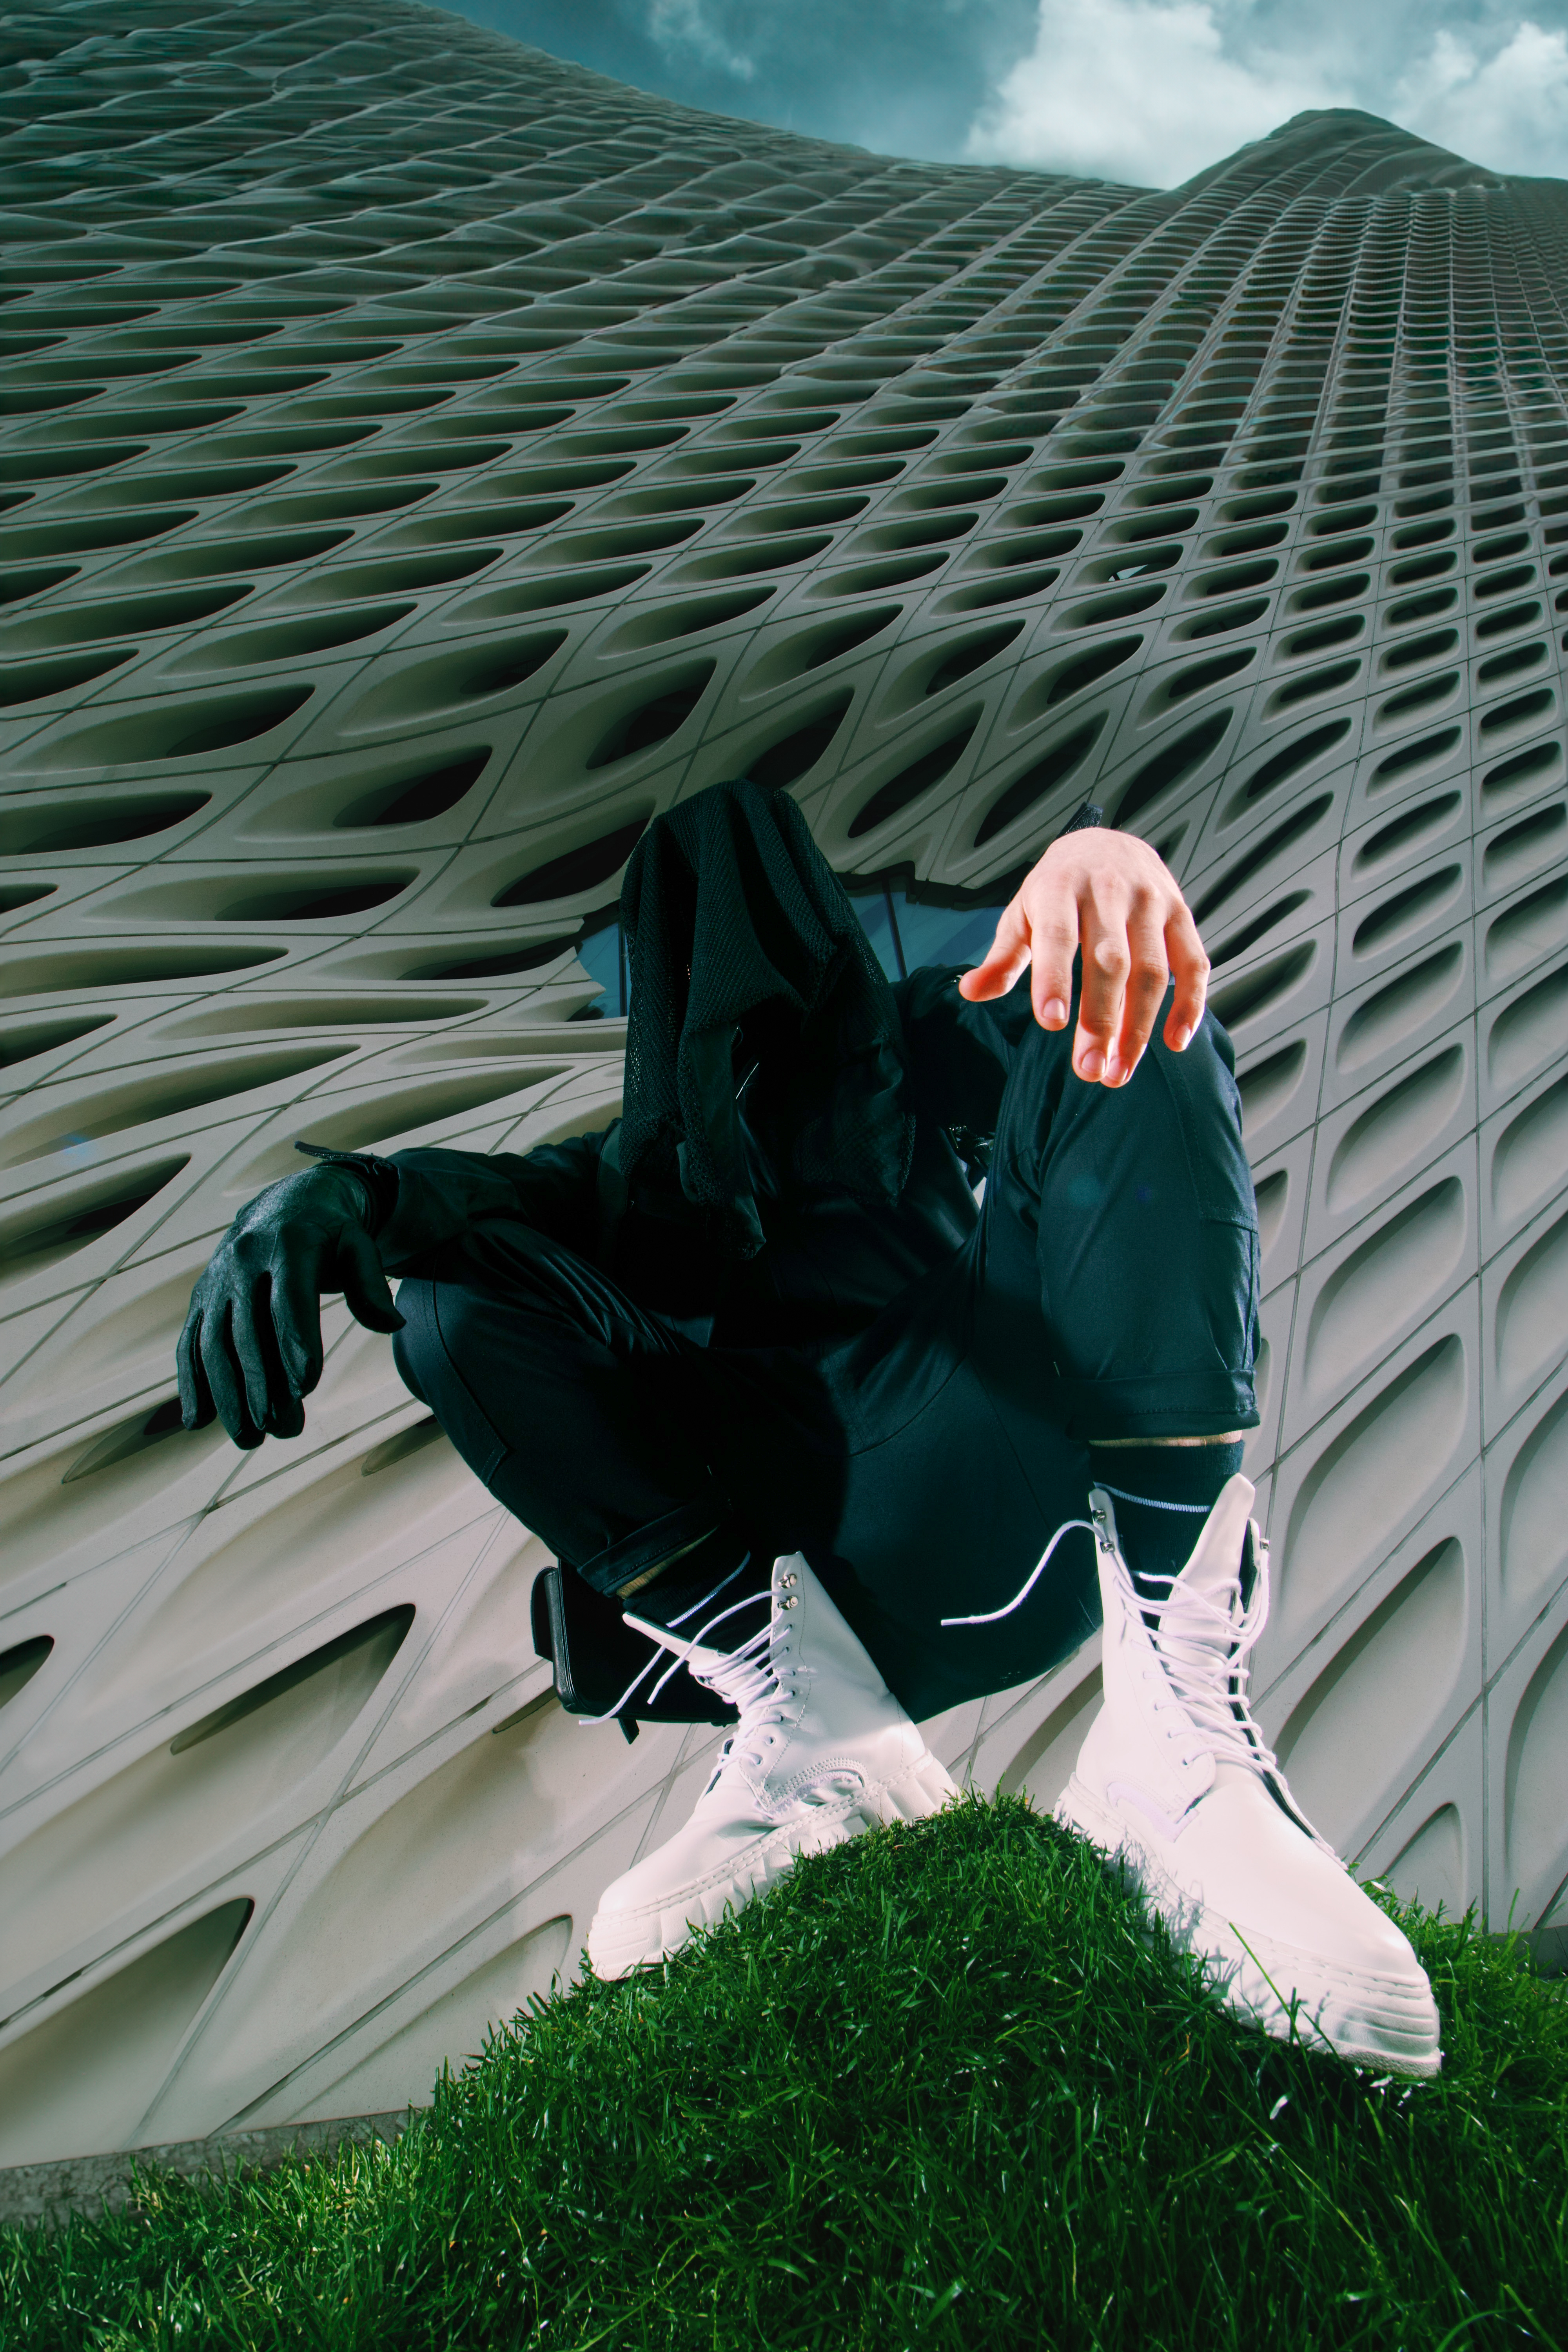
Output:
top-left (1151, 1018), bottom-right (1257, 1232)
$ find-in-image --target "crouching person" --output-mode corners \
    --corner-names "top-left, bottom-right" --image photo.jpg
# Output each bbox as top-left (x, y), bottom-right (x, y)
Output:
top-left (178, 777), bottom-right (1441, 2076)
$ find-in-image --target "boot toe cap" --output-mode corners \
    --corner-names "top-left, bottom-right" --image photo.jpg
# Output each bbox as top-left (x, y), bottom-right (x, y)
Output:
top-left (1060, 1770), bottom-right (1443, 2073)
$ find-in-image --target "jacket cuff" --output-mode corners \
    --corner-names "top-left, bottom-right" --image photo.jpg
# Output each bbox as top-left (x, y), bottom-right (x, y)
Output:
top-left (1055, 800), bottom-right (1104, 838)
top-left (293, 1142), bottom-right (400, 1236)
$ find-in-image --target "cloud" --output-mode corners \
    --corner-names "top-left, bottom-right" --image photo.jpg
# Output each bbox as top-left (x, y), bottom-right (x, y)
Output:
top-left (1393, 18), bottom-right (1568, 176)
top-left (647, 0), bottom-right (755, 83)
top-left (965, 0), bottom-right (1350, 186)
top-left (439, 0), bottom-right (1568, 182)
top-left (444, 0), bottom-right (1044, 156)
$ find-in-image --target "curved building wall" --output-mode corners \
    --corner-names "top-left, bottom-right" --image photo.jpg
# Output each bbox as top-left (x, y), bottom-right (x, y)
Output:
top-left (0, 0), bottom-right (1565, 2167)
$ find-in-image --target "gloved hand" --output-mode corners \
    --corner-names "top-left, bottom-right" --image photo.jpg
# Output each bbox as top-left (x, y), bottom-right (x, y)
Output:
top-left (177, 1164), bottom-right (404, 1449)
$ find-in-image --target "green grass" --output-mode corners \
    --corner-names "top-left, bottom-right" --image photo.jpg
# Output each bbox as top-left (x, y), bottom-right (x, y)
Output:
top-left (2, 1795), bottom-right (1564, 2351)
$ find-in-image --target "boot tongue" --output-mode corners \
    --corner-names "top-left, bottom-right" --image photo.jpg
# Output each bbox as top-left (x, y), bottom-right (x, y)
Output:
top-left (1172, 1473), bottom-right (1256, 1610)
top-left (1151, 1473), bottom-right (1256, 1680)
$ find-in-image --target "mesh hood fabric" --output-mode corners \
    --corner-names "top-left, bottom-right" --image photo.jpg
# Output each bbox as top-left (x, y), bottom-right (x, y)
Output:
top-left (617, 778), bottom-right (916, 1258)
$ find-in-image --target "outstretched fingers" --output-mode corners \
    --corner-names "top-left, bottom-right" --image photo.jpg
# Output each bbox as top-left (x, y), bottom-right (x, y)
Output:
top-left (1163, 895), bottom-right (1211, 1051)
top-left (176, 1296), bottom-right (216, 1432)
top-left (338, 1224), bottom-right (406, 1335)
top-left (191, 1250), bottom-right (311, 1446)
top-left (230, 1263), bottom-right (290, 1439)
top-left (959, 880), bottom-right (1079, 1033)
top-left (1073, 897), bottom-right (1132, 1082)
top-left (175, 1164), bottom-right (402, 1454)
top-left (199, 1295), bottom-right (263, 1449)
top-left (1026, 901), bottom-right (1078, 1033)
top-left (956, 828), bottom-right (1211, 1078)
top-left (1107, 911), bottom-right (1172, 1084)
top-left (957, 897), bottom-right (1033, 1007)
top-left (271, 1241), bottom-right (328, 1401)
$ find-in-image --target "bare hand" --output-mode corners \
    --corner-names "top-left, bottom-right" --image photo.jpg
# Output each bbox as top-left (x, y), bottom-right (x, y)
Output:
top-left (958, 829), bottom-right (1209, 1085)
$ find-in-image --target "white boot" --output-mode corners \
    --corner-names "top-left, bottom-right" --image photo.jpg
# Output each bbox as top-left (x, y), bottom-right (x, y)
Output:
top-left (587, 1553), bottom-right (956, 1978)
top-left (1056, 1477), bottom-right (1443, 2077)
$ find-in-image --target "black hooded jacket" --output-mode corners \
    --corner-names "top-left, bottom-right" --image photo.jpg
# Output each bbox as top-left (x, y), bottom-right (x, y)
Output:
top-left (343, 780), bottom-right (1046, 1351)
top-left (615, 775), bottom-right (916, 1259)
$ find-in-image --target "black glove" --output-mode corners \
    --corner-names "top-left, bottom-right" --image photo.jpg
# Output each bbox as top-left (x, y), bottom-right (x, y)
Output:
top-left (177, 1163), bottom-right (404, 1449)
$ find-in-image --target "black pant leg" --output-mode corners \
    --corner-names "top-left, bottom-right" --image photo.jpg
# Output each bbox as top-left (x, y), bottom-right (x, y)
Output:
top-left (388, 995), bottom-right (1258, 1721)
top-left (392, 1220), bottom-right (731, 1596)
top-left (978, 982), bottom-right (1260, 1441)
top-left (815, 992), bottom-right (1259, 1720)
top-left (393, 1214), bottom-right (853, 1600)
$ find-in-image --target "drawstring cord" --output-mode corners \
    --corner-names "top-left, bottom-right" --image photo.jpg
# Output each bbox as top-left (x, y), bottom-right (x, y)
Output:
top-left (939, 1519), bottom-right (1098, 1627)
top-left (1094, 1482), bottom-right (1209, 1514)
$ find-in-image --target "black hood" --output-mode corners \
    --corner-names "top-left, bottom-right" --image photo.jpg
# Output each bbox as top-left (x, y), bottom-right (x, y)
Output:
top-left (616, 777), bottom-right (915, 1258)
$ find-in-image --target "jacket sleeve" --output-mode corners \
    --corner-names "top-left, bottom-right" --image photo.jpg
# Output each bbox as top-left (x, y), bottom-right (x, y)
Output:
top-left (892, 966), bottom-right (1036, 1140)
top-left (297, 1131), bottom-right (612, 1276)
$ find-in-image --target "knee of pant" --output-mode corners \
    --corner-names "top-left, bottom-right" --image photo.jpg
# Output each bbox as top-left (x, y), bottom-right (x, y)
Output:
top-left (1176, 1002), bottom-right (1237, 1085)
top-left (1152, 1019), bottom-right (1256, 1230)
top-left (390, 1281), bottom-right (436, 1405)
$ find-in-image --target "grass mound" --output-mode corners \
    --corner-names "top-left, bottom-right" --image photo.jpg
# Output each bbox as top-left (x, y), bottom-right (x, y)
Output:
top-left (2, 1795), bottom-right (1564, 2350)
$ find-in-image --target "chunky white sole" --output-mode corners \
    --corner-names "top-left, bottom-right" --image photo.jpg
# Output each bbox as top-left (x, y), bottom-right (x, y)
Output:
top-left (588, 1748), bottom-right (956, 1980)
top-left (1056, 1775), bottom-right (1443, 2078)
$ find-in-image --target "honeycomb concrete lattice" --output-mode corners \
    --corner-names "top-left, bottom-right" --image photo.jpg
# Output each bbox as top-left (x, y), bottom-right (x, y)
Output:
top-left (1, 0), bottom-right (1566, 2176)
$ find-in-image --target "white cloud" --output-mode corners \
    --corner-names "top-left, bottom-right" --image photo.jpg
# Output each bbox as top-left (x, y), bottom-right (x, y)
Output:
top-left (965, 0), bottom-right (1350, 187)
top-left (1393, 19), bottom-right (1568, 177)
top-left (648, 0), bottom-right (755, 83)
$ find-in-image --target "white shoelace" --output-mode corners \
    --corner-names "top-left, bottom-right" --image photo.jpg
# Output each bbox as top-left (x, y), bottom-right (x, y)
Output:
top-left (1113, 1541), bottom-right (1281, 1779)
top-left (691, 1605), bottom-right (798, 1774)
top-left (579, 1572), bottom-right (795, 1779)
top-left (939, 1519), bottom-right (1098, 1626)
top-left (577, 1554), bottom-right (757, 1729)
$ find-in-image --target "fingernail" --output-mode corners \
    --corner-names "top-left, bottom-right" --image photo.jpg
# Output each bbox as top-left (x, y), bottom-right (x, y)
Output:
top-left (1078, 1047), bottom-right (1104, 1081)
top-left (1041, 998), bottom-right (1068, 1028)
top-left (1171, 1024), bottom-right (1191, 1052)
top-left (1105, 1054), bottom-right (1124, 1085)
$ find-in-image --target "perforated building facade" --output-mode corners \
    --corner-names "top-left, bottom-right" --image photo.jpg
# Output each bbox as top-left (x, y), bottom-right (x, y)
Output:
top-left (1, 0), bottom-right (1565, 2172)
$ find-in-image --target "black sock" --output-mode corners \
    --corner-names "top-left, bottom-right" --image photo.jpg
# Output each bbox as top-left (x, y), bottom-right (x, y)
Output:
top-left (618, 1527), bottom-right (770, 1639)
top-left (1087, 1441), bottom-right (1244, 1600)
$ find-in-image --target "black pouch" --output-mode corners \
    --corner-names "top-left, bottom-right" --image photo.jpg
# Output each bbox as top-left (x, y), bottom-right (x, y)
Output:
top-left (530, 1564), bottom-right (738, 1744)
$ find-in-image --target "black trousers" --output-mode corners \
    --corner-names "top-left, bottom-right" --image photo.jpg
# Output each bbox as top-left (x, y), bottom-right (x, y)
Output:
top-left (392, 998), bottom-right (1259, 1722)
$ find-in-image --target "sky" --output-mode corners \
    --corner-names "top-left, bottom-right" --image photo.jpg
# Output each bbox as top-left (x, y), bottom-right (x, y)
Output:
top-left (436, 0), bottom-right (1568, 188)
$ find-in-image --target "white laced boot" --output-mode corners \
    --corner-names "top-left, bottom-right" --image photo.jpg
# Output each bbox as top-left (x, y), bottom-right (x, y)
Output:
top-left (586, 1552), bottom-right (956, 1978)
top-left (1056, 1476), bottom-right (1443, 2076)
